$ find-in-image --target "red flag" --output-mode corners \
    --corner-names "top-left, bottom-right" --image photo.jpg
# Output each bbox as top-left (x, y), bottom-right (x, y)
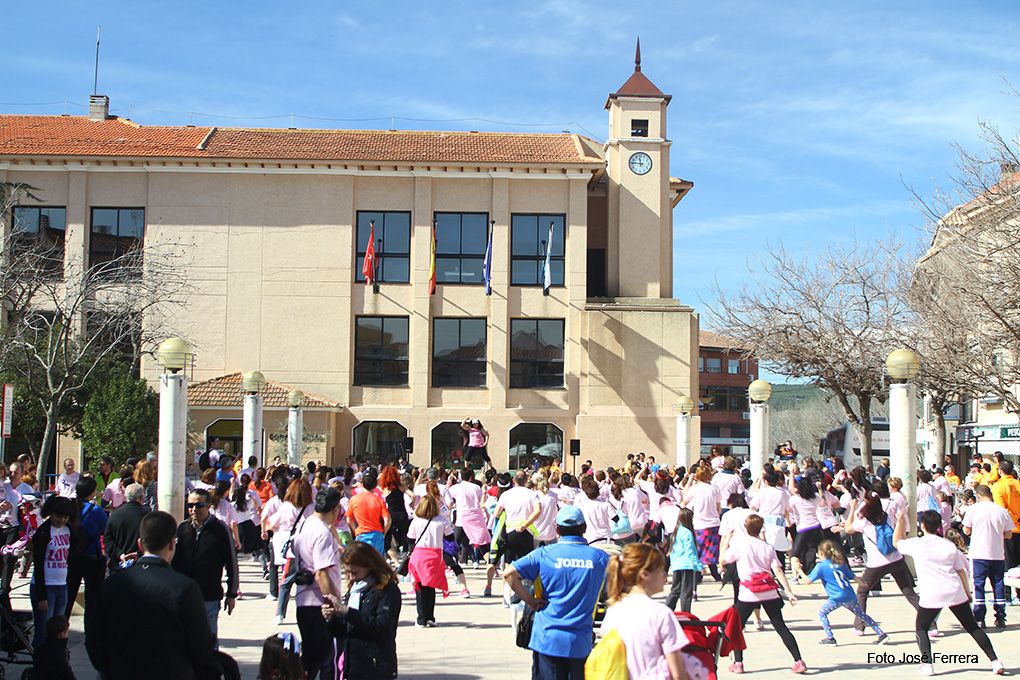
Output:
top-left (362, 221), bottom-right (376, 285)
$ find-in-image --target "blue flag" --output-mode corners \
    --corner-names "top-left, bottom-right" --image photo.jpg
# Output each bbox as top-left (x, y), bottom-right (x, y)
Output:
top-left (483, 222), bottom-right (493, 296)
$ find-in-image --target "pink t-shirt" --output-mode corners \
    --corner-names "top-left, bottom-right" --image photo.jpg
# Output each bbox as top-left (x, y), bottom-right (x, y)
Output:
top-left (711, 472), bottom-right (745, 508)
top-left (721, 536), bottom-right (781, 602)
top-left (575, 494), bottom-right (614, 543)
top-left (962, 501), bottom-right (1013, 561)
top-left (788, 495), bottom-right (822, 530)
top-left (292, 515), bottom-right (342, 607)
top-left (887, 491), bottom-right (908, 521)
top-left (916, 482), bottom-right (937, 515)
top-left (750, 486), bottom-right (789, 518)
top-left (896, 535), bottom-right (967, 609)
top-left (601, 593), bottom-right (686, 680)
top-left (447, 482), bottom-right (484, 526)
top-left (467, 428), bottom-right (486, 447)
top-left (498, 487), bottom-right (539, 529)
top-left (408, 515), bottom-right (454, 549)
top-left (683, 483), bottom-right (721, 530)
top-left (621, 487), bottom-right (649, 532)
top-left (851, 511), bottom-right (900, 568)
top-left (533, 494), bottom-right (559, 543)
top-left (719, 507), bottom-right (754, 539)
top-left (102, 478), bottom-right (126, 509)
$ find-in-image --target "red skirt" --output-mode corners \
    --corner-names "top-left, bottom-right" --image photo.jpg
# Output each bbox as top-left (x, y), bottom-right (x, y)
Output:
top-left (409, 546), bottom-right (449, 595)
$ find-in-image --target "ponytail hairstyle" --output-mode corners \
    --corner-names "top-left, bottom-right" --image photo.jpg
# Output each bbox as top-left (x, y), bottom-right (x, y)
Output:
top-left (817, 539), bottom-right (845, 566)
top-left (605, 542), bottom-right (665, 604)
top-left (234, 474), bottom-right (252, 512)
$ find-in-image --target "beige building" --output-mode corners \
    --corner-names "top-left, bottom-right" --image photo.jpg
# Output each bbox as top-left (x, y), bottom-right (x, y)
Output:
top-left (0, 50), bottom-right (699, 470)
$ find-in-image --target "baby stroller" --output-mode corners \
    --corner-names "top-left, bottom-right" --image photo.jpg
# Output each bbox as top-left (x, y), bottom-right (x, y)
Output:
top-left (0, 494), bottom-right (43, 679)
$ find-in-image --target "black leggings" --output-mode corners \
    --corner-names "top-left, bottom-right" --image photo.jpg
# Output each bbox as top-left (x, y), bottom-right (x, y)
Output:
top-left (792, 527), bottom-right (823, 574)
top-left (916, 603), bottom-right (997, 662)
top-left (443, 550), bottom-right (464, 576)
top-left (733, 599), bottom-right (800, 664)
top-left (416, 586), bottom-right (437, 625)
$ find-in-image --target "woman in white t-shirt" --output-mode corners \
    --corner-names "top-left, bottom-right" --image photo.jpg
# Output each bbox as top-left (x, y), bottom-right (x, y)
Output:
top-left (408, 494), bottom-right (455, 627)
top-left (844, 493), bottom-right (922, 636)
top-left (31, 495), bottom-right (74, 647)
top-left (682, 465), bottom-right (722, 581)
top-left (720, 513), bottom-right (805, 674)
top-left (210, 481), bottom-right (242, 550)
top-left (894, 509), bottom-right (1004, 676)
top-left (601, 542), bottom-right (687, 680)
top-left (788, 477), bottom-right (825, 582)
top-left (531, 475), bottom-right (560, 546)
top-left (576, 476), bottom-right (615, 544)
top-left (718, 493), bottom-right (764, 630)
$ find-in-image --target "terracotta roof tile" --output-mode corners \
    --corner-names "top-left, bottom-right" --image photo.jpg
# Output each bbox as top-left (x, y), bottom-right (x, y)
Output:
top-left (188, 372), bottom-right (342, 409)
top-left (0, 115), bottom-right (603, 165)
top-left (699, 330), bottom-right (747, 351)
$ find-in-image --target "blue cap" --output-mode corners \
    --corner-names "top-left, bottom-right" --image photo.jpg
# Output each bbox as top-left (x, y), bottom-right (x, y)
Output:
top-left (555, 505), bottom-right (585, 527)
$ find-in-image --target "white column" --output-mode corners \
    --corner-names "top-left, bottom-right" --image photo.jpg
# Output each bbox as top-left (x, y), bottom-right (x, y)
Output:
top-left (288, 405), bottom-right (303, 467)
top-left (749, 402), bottom-right (769, 481)
top-left (889, 382), bottom-right (917, 516)
top-left (157, 373), bottom-right (188, 519)
top-left (675, 414), bottom-right (690, 468)
top-left (243, 393), bottom-right (264, 465)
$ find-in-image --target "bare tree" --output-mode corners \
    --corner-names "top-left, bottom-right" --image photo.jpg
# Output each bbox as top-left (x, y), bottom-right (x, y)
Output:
top-left (707, 240), bottom-right (913, 469)
top-left (0, 184), bottom-right (192, 481)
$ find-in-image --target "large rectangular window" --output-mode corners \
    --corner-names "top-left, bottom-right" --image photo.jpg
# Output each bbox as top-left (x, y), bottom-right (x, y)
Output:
top-left (432, 318), bottom-right (487, 387)
top-left (12, 206), bottom-right (66, 277)
top-left (435, 212), bottom-right (488, 284)
top-left (354, 316), bottom-right (409, 386)
top-left (705, 357), bottom-right (722, 373)
top-left (511, 214), bottom-right (565, 286)
top-left (728, 359), bottom-right (741, 374)
top-left (90, 208), bottom-right (144, 270)
top-left (355, 211), bottom-right (411, 283)
top-left (700, 386), bottom-right (747, 411)
top-left (510, 318), bottom-right (565, 388)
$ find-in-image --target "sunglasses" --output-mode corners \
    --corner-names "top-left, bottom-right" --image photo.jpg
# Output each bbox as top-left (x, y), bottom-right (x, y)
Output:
top-left (186, 501), bottom-right (208, 510)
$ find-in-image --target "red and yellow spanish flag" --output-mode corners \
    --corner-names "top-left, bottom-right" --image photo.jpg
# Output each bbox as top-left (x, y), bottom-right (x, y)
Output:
top-left (362, 221), bottom-right (376, 286)
top-left (428, 221), bottom-right (437, 295)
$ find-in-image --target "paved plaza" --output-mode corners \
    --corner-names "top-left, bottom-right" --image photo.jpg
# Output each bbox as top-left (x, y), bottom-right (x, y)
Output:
top-left (6, 559), bottom-right (1014, 679)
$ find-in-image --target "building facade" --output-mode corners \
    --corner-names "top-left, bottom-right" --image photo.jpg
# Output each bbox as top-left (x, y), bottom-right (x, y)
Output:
top-left (0, 51), bottom-right (699, 470)
top-left (697, 330), bottom-right (757, 457)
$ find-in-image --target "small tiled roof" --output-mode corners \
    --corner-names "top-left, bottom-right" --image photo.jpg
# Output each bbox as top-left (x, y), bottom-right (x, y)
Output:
top-left (605, 40), bottom-right (671, 108)
top-left (699, 330), bottom-right (747, 351)
top-left (0, 115), bottom-right (604, 165)
top-left (188, 372), bottom-right (342, 409)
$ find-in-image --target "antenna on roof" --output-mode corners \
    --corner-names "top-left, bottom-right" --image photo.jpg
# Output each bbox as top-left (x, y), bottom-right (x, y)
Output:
top-left (93, 26), bottom-right (101, 95)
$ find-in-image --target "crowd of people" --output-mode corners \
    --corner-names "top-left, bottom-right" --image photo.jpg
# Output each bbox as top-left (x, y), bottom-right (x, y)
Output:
top-left (8, 441), bottom-right (1020, 679)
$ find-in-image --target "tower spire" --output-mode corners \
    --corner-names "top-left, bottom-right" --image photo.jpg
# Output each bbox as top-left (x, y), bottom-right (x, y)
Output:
top-left (635, 37), bottom-right (642, 72)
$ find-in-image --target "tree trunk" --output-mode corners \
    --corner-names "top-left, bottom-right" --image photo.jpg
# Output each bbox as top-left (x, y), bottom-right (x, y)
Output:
top-left (933, 404), bottom-right (947, 469)
top-left (857, 395), bottom-right (874, 471)
top-left (36, 402), bottom-right (60, 491)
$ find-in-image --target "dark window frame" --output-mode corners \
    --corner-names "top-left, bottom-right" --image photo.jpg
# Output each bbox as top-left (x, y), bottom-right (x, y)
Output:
top-left (705, 357), bottom-right (722, 373)
top-left (354, 211), bottom-right (412, 284)
top-left (354, 315), bottom-right (410, 386)
top-left (11, 206), bottom-right (67, 278)
top-left (510, 213), bottom-right (566, 287)
top-left (509, 317), bottom-right (565, 389)
top-left (431, 317), bottom-right (487, 387)
top-left (631, 119), bottom-right (649, 137)
top-left (433, 211), bottom-right (489, 285)
top-left (89, 207), bottom-right (145, 272)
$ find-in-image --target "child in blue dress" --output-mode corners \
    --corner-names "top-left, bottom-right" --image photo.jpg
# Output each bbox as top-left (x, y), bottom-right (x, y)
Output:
top-left (807, 540), bottom-right (887, 645)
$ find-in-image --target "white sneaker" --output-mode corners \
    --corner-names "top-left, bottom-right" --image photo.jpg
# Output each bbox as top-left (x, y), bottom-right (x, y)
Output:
top-left (918, 663), bottom-right (934, 676)
top-left (266, 594), bottom-right (277, 601)
top-left (991, 660), bottom-right (1005, 675)
top-left (274, 615), bottom-right (284, 626)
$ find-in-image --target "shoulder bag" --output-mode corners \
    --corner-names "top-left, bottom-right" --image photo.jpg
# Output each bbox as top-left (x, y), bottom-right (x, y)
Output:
top-left (397, 517), bottom-right (432, 577)
top-left (282, 504), bottom-right (314, 587)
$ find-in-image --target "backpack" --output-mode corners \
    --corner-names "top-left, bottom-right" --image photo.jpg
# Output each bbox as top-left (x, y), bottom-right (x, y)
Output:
top-left (927, 493), bottom-right (940, 512)
top-left (585, 628), bottom-right (629, 680)
top-left (198, 450), bottom-right (211, 471)
top-left (874, 522), bottom-right (896, 556)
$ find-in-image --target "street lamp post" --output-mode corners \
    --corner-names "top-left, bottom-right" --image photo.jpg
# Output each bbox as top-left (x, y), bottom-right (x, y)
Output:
top-left (157, 338), bottom-right (192, 519)
top-left (287, 390), bottom-right (304, 467)
top-left (242, 371), bottom-right (266, 467)
top-left (674, 396), bottom-right (694, 467)
top-left (748, 379), bottom-right (773, 481)
top-left (887, 348), bottom-right (920, 519)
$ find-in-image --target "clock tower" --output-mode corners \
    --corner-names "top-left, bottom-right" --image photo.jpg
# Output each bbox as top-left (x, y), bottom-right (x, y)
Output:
top-left (604, 39), bottom-right (673, 298)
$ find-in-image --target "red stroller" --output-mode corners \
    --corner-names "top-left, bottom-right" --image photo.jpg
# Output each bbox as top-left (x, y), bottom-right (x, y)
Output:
top-left (675, 607), bottom-right (744, 680)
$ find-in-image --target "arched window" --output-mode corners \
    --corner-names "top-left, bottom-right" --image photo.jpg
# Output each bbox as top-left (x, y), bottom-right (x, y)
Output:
top-left (431, 422), bottom-right (468, 468)
top-left (352, 421), bottom-right (408, 464)
top-left (508, 423), bottom-right (563, 470)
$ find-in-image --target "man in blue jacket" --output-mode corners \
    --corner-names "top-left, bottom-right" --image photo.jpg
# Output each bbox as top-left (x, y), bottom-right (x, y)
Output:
top-left (504, 506), bottom-right (609, 680)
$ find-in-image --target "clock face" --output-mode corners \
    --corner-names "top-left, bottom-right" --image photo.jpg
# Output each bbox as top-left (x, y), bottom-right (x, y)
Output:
top-left (629, 152), bottom-right (653, 175)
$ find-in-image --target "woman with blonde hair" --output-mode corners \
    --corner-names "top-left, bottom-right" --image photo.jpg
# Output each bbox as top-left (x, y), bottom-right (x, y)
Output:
top-left (407, 494), bottom-right (455, 627)
top-left (531, 474), bottom-right (560, 547)
top-left (134, 460), bottom-right (158, 512)
top-left (600, 542), bottom-right (688, 680)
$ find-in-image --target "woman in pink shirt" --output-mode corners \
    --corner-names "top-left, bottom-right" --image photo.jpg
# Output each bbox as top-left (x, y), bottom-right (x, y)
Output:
top-left (682, 465), bottom-right (722, 581)
top-left (789, 478), bottom-right (825, 582)
top-left (601, 542), bottom-right (687, 680)
top-left (750, 469), bottom-right (792, 562)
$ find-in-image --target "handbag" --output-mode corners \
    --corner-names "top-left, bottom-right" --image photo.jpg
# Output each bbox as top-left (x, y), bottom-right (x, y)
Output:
top-left (397, 517), bottom-right (432, 577)
top-left (515, 576), bottom-right (543, 649)
top-left (740, 570), bottom-right (780, 593)
top-left (282, 505), bottom-right (314, 587)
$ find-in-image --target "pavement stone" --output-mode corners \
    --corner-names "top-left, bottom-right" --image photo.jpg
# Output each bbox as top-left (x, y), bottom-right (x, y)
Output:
top-left (5, 559), bottom-right (1015, 679)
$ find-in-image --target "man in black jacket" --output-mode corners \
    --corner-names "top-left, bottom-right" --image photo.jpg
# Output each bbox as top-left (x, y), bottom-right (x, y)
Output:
top-left (103, 483), bottom-right (150, 571)
top-left (172, 488), bottom-right (238, 648)
top-left (86, 511), bottom-right (215, 680)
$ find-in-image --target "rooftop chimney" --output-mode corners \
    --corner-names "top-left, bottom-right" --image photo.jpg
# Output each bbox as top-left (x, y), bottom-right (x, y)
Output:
top-left (89, 94), bottom-right (109, 121)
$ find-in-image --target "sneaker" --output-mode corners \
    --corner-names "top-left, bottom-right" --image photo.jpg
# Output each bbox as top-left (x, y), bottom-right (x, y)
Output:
top-left (819, 637), bottom-right (837, 645)
top-left (483, 587), bottom-right (492, 597)
top-left (853, 630), bottom-right (866, 637)
top-left (918, 663), bottom-right (934, 676)
top-left (273, 615), bottom-right (283, 626)
top-left (995, 618), bottom-right (1006, 629)
top-left (459, 588), bottom-right (471, 598)
top-left (415, 622), bottom-right (427, 628)
top-left (876, 633), bottom-right (889, 645)
top-left (425, 620), bottom-right (437, 627)
top-left (266, 594), bottom-right (277, 601)
top-left (977, 619), bottom-right (986, 630)
top-left (1010, 598), bottom-right (1020, 606)
top-left (755, 620), bottom-right (765, 631)
top-left (792, 660), bottom-right (807, 674)
top-left (991, 660), bottom-right (1005, 675)
top-left (728, 662), bottom-right (745, 674)
top-left (929, 628), bottom-right (943, 638)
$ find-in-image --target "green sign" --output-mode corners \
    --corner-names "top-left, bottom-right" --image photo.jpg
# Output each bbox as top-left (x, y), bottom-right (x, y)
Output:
top-left (1001, 426), bottom-right (1020, 440)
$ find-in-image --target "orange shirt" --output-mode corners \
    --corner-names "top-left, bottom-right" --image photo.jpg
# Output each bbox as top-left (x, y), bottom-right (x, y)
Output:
top-left (992, 475), bottom-right (1020, 534)
top-left (346, 490), bottom-right (389, 535)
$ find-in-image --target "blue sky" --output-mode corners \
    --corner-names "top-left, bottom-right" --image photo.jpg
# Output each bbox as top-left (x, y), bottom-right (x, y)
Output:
top-left (4, 1), bottom-right (1018, 323)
